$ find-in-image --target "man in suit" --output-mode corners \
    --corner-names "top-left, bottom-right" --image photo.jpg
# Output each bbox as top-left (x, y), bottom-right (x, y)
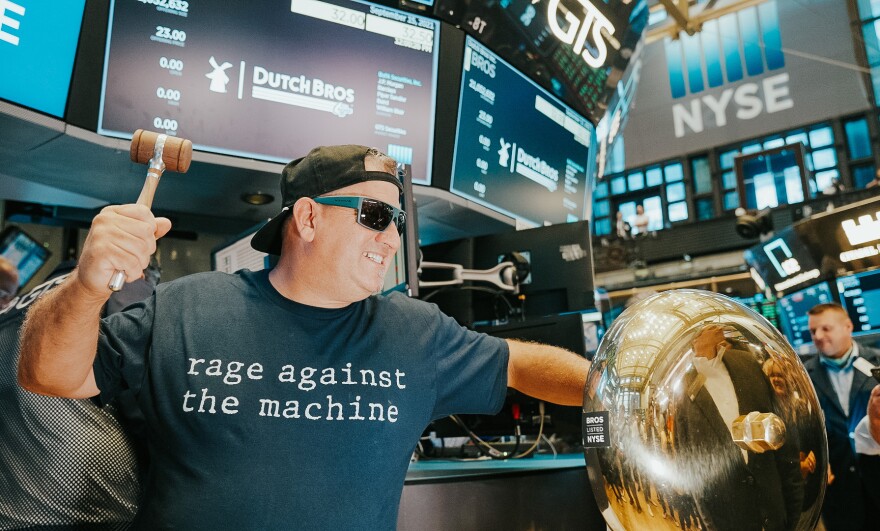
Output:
top-left (805, 303), bottom-right (880, 531)
top-left (674, 324), bottom-right (803, 531)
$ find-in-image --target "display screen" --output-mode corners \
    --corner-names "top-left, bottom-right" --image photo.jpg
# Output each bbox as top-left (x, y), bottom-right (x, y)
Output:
top-left (0, 226), bottom-right (51, 288)
top-left (211, 224), bottom-right (269, 274)
top-left (792, 195), bottom-right (880, 277)
top-left (743, 227), bottom-right (822, 295)
top-left (450, 36), bottom-right (594, 226)
top-left (98, 0), bottom-right (439, 184)
top-left (0, 0), bottom-right (86, 117)
top-left (433, 0), bottom-right (649, 124)
top-left (837, 269), bottom-right (880, 336)
top-left (732, 293), bottom-right (779, 329)
top-left (777, 281), bottom-right (834, 349)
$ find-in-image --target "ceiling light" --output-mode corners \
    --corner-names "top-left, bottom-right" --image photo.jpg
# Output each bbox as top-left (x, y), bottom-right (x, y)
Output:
top-left (240, 192), bottom-right (274, 205)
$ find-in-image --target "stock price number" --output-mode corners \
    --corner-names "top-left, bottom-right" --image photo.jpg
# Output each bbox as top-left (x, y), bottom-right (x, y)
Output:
top-left (155, 26), bottom-right (187, 42)
top-left (153, 117), bottom-right (179, 132)
top-left (468, 17), bottom-right (487, 34)
top-left (159, 56), bottom-right (184, 72)
top-left (138, 0), bottom-right (189, 13)
top-left (156, 87), bottom-right (181, 102)
top-left (477, 110), bottom-right (493, 125)
top-left (331, 7), bottom-right (365, 27)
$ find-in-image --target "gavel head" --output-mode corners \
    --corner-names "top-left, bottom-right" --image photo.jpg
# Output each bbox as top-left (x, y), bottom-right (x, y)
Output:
top-left (129, 129), bottom-right (193, 173)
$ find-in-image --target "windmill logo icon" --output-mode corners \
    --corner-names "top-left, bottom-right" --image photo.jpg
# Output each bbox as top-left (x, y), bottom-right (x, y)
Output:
top-left (206, 56), bottom-right (233, 93)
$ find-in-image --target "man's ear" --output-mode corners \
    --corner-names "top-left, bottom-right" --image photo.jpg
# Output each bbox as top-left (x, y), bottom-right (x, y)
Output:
top-left (290, 198), bottom-right (317, 243)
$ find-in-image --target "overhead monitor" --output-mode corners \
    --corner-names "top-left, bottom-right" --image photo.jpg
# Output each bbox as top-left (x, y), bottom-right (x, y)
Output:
top-left (98, 0), bottom-right (439, 184)
top-left (449, 36), bottom-right (595, 226)
top-left (433, 0), bottom-right (649, 123)
top-left (0, 0), bottom-right (86, 117)
top-left (792, 195), bottom-right (880, 277)
top-left (837, 269), bottom-right (880, 337)
top-left (743, 227), bottom-right (822, 296)
top-left (0, 225), bottom-right (51, 289)
top-left (776, 281), bottom-right (835, 350)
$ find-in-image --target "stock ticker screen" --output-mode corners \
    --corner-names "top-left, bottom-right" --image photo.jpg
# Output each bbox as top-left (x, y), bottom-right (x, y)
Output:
top-left (837, 269), bottom-right (880, 337)
top-left (776, 281), bottom-right (834, 349)
top-left (98, 0), bottom-right (439, 184)
top-left (449, 36), bottom-right (594, 226)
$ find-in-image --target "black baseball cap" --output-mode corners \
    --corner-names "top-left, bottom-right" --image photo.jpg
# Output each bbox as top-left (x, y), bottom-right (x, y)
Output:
top-left (251, 145), bottom-right (402, 255)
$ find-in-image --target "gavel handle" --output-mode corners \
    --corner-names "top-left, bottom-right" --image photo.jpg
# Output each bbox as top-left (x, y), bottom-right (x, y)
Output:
top-left (107, 169), bottom-right (164, 291)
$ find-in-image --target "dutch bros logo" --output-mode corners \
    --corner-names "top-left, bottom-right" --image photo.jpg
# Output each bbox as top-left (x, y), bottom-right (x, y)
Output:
top-left (547, 0), bottom-right (615, 69)
top-left (664, 1), bottom-right (792, 137)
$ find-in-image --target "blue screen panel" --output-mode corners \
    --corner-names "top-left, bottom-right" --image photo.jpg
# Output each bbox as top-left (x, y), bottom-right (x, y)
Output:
top-left (450, 37), bottom-right (595, 226)
top-left (0, 0), bottom-right (86, 117)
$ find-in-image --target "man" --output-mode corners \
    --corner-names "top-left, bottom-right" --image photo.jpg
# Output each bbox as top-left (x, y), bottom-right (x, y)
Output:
top-left (0, 256), bottom-right (17, 309)
top-left (1, 261), bottom-right (154, 529)
top-left (632, 204), bottom-right (649, 235)
top-left (804, 303), bottom-right (880, 531)
top-left (674, 324), bottom-right (802, 531)
top-left (18, 145), bottom-right (590, 529)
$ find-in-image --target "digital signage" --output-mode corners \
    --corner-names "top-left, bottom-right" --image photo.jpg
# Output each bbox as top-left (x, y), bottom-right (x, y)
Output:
top-left (450, 36), bottom-right (594, 226)
top-left (98, 0), bottom-right (439, 184)
top-left (743, 227), bottom-right (821, 296)
top-left (433, 0), bottom-right (648, 124)
top-left (0, 0), bottom-right (86, 117)
top-left (837, 269), bottom-right (880, 337)
top-left (792, 195), bottom-right (880, 277)
top-left (776, 281), bottom-right (834, 349)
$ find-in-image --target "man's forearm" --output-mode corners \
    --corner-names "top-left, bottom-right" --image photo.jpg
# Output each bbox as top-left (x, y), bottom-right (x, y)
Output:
top-left (507, 340), bottom-right (591, 406)
top-left (18, 270), bottom-right (106, 398)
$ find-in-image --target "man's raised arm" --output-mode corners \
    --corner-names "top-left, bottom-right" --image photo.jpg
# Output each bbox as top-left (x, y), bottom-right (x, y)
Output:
top-left (18, 204), bottom-right (170, 398)
top-left (506, 339), bottom-right (591, 406)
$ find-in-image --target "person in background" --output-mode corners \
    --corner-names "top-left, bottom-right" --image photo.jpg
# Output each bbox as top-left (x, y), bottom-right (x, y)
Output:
top-left (822, 177), bottom-right (845, 195)
top-left (632, 204), bottom-right (649, 236)
top-left (1, 260), bottom-right (158, 530)
top-left (804, 303), bottom-right (880, 531)
top-left (864, 169), bottom-right (880, 188)
top-left (0, 257), bottom-right (17, 310)
top-left (615, 211), bottom-right (631, 240)
top-left (17, 145), bottom-right (590, 530)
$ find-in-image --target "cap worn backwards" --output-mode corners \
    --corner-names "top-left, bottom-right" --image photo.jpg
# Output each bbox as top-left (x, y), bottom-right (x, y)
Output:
top-left (250, 145), bottom-right (402, 255)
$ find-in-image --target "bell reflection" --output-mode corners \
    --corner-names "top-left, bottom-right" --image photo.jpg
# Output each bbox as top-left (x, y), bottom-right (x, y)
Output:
top-left (583, 289), bottom-right (827, 531)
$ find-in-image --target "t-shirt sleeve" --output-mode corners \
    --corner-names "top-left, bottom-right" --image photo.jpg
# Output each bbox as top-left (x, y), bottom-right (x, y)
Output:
top-left (93, 294), bottom-right (156, 406)
top-left (422, 305), bottom-right (509, 420)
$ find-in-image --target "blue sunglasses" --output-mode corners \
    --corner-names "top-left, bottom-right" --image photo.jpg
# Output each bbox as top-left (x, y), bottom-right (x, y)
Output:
top-left (313, 196), bottom-right (406, 234)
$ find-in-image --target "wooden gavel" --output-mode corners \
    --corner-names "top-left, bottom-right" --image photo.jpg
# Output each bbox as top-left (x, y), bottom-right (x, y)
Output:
top-left (108, 129), bottom-right (193, 291)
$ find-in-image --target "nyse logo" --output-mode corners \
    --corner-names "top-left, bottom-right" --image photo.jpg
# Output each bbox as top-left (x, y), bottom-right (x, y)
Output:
top-left (0, 0), bottom-right (26, 46)
top-left (547, 0), bottom-right (615, 69)
top-left (841, 213), bottom-right (880, 246)
top-left (665, 0), bottom-right (790, 137)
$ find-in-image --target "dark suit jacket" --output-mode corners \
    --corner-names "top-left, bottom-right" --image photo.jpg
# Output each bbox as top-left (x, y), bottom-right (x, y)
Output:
top-left (675, 347), bottom-right (803, 531)
top-left (804, 344), bottom-right (880, 531)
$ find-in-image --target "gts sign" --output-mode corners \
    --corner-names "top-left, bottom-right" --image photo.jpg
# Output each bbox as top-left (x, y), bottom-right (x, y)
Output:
top-left (547, 0), bottom-right (615, 69)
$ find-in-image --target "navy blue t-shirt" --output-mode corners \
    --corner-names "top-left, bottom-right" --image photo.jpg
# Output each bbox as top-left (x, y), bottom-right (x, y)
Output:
top-left (94, 269), bottom-right (508, 529)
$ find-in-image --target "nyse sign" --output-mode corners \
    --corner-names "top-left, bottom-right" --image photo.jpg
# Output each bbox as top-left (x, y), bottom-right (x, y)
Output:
top-left (547, 0), bottom-right (616, 69)
top-left (672, 73), bottom-right (793, 138)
